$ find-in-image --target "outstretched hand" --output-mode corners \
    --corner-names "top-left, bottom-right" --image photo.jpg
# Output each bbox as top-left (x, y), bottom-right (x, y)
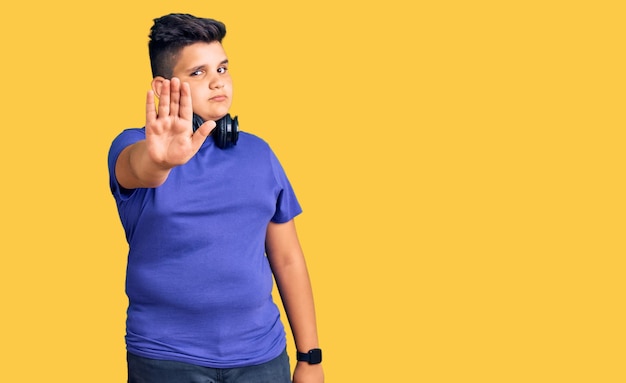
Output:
top-left (145, 77), bottom-right (215, 169)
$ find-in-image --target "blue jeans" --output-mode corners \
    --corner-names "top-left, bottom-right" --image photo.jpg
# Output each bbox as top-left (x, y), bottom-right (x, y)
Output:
top-left (127, 349), bottom-right (291, 383)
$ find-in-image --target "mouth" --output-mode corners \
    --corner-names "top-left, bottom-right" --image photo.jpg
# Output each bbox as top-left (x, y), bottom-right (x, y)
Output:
top-left (209, 95), bottom-right (227, 102)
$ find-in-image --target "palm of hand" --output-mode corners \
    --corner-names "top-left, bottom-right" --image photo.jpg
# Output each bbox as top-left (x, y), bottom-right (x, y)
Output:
top-left (145, 77), bottom-right (210, 168)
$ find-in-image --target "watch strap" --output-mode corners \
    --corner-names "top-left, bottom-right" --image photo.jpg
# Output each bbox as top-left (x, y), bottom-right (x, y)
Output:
top-left (296, 348), bottom-right (323, 364)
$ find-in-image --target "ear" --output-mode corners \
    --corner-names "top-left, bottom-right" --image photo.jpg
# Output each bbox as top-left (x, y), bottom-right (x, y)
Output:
top-left (151, 76), bottom-right (167, 98)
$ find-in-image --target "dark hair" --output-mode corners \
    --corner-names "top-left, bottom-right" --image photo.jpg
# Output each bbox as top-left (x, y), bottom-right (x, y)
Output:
top-left (148, 13), bottom-right (227, 78)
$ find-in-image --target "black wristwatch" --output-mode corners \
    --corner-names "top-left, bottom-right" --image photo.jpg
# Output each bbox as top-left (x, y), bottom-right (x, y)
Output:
top-left (296, 348), bottom-right (323, 364)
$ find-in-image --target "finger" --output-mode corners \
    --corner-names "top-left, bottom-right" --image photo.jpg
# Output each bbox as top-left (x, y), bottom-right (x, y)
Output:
top-left (179, 81), bottom-right (193, 121)
top-left (146, 90), bottom-right (157, 126)
top-left (192, 120), bottom-right (216, 148)
top-left (169, 77), bottom-right (180, 118)
top-left (157, 79), bottom-right (170, 117)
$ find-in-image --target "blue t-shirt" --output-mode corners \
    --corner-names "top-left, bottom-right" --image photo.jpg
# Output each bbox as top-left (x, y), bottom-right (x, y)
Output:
top-left (107, 128), bottom-right (302, 368)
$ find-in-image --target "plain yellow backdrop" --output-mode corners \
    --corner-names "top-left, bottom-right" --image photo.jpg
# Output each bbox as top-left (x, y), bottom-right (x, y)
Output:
top-left (0, 1), bottom-right (624, 382)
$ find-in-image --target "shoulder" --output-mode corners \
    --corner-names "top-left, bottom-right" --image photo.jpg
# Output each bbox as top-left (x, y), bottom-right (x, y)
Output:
top-left (109, 127), bottom-right (145, 152)
top-left (238, 131), bottom-right (271, 149)
top-left (234, 131), bottom-right (277, 158)
top-left (109, 127), bottom-right (146, 154)
top-left (111, 127), bottom-right (146, 145)
top-left (107, 128), bottom-right (146, 170)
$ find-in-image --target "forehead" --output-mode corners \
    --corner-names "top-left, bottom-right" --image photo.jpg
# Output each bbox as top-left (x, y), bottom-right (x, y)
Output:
top-left (173, 41), bottom-right (227, 71)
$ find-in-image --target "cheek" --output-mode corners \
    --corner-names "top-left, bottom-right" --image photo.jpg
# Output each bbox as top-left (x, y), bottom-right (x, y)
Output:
top-left (224, 76), bottom-right (234, 93)
top-left (190, 89), bottom-right (206, 105)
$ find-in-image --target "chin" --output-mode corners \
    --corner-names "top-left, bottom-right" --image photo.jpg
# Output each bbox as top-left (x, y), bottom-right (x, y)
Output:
top-left (203, 106), bottom-right (231, 121)
top-left (197, 111), bottom-right (228, 122)
top-left (213, 112), bottom-right (229, 121)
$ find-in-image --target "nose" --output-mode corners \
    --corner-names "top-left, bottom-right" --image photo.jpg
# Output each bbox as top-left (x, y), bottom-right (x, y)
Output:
top-left (209, 74), bottom-right (224, 89)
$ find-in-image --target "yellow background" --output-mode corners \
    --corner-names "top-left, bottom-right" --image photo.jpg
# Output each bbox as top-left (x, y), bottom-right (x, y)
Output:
top-left (1, 1), bottom-right (624, 382)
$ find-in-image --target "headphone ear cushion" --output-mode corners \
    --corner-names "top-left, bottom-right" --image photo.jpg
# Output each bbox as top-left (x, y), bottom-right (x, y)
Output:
top-left (213, 116), bottom-right (228, 149)
top-left (193, 113), bottom-right (238, 149)
top-left (213, 114), bottom-right (239, 149)
top-left (231, 116), bottom-right (239, 145)
top-left (192, 114), bottom-right (204, 132)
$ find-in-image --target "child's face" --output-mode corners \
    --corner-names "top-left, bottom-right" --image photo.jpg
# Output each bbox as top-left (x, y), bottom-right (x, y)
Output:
top-left (171, 41), bottom-right (233, 122)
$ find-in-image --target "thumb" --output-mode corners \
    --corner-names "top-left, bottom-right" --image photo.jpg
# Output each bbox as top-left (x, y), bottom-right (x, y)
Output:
top-left (191, 120), bottom-right (216, 146)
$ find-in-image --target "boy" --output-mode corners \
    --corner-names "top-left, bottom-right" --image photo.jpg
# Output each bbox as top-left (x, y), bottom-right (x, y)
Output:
top-left (107, 13), bottom-right (324, 383)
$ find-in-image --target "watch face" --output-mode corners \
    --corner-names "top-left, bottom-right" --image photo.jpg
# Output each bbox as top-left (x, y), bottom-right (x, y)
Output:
top-left (308, 349), bottom-right (322, 364)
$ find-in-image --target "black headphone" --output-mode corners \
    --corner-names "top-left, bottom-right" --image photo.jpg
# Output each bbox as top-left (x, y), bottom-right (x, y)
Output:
top-left (192, 113), bottom-right (239, 149)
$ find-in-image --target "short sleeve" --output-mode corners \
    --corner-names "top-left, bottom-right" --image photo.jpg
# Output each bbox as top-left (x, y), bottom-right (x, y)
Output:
top-left (107, 128), bottom-right (146, 201)
top-left (268, 149), bottom-right (302, 223)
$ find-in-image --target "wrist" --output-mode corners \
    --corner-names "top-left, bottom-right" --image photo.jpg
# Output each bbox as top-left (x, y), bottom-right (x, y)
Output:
top-left (296, 348), bottom-right (322, 364)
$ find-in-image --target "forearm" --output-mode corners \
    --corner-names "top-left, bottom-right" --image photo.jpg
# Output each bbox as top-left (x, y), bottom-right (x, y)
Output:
top-left (273, 257), bottom-right (325, 382)
top-left (115, 140), bottom-right (173, 189)
top-left (273, 258), bottom-right (320, 352)
top-left (265, 220), bottom-right (321, 352)
top-left (266, 220), bottom-right (324, 383)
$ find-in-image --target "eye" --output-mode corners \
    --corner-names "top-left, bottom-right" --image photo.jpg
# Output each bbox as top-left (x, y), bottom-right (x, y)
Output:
top-left (217, 67), bottom-right (228, 74)
top-left (190, 69), bottom-right (203, 77)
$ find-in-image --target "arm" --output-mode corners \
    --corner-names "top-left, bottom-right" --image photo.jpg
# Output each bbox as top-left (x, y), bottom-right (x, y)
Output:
top-left (115, 78), bottom-right (214, 189)
top-left (266, 220), bottom-right (324, 383)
